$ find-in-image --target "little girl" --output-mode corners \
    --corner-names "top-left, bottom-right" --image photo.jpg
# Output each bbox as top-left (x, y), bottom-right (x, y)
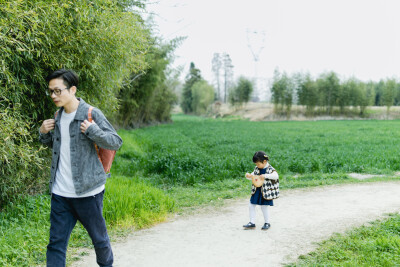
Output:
top-left (243, 151), bottom-right (279, 230)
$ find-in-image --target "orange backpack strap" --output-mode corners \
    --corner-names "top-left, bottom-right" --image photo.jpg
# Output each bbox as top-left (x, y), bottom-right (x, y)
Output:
top-left (88, 106), bottom-right (102, 163)
top-left (54, 109), bottom-right (60, 119)
top-left (88, 106), bottom-right (94, 122)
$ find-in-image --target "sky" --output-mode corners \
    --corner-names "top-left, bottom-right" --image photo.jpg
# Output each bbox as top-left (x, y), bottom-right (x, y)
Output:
top-left (144, 0), bottom-right (400, 99)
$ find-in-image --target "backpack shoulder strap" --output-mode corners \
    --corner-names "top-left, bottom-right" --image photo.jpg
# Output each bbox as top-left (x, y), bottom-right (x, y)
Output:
top-left (54, 109), bottom-right (60, 119)
top-left (88, 106), bottom-right (101, 156)
top-left (88, 106), bottom-right (94, 122)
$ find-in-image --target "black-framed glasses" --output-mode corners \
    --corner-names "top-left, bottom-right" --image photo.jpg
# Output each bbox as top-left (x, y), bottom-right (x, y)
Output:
top-left (46, 87), bottom-right (70, 96)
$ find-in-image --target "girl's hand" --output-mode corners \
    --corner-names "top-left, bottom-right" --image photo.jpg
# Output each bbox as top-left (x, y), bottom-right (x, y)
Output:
top-left (252, 175), bottom-right (264, 187)
top-left (245, 173), bottom-right (252, 178)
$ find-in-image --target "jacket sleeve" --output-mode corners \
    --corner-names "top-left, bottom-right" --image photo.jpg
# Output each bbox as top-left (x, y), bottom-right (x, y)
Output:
top-left (38, 129), bottom-right (53, 148)
top-left (263, 165), bottom-right (279, 180)
top-left (84, 108), bottom-right (123, 150)
top-left (265, 171), bottom-right (279, 180)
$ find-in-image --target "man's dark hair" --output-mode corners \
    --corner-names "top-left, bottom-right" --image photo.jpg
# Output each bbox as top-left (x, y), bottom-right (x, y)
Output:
top-left (46, 69), bottom-right (79, 88)
top-left (252, 151), bottom-right (269, 163)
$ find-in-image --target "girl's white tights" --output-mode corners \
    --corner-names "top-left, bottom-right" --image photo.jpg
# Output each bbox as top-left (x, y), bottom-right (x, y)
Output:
top-left (249, 203), bottom-right (269, 224)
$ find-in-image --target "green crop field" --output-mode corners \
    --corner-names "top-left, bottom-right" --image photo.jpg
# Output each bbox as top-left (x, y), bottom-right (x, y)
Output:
top-left (2, 115), bottom-right (400, 266)
top-left (115, 114), bottom-right (400, 187)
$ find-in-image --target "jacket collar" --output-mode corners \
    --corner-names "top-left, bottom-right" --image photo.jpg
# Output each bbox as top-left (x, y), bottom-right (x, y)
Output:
top-left (55, 98), bottom-right (89, 122)
top-left (74, 98), bottom-right (89, 120)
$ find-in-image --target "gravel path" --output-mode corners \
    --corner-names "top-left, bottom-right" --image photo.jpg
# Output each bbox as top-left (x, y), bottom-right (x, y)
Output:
top-left (72, 181), bottom-right (400, 267)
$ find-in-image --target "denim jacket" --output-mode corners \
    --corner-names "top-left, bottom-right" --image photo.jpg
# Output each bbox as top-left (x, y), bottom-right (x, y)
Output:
top-left (39, 98), bottom-right (123, 195)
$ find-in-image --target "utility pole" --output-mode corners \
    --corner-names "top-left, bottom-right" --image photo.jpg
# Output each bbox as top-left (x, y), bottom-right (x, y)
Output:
top-left (246, 28), bottom-right (266, 101)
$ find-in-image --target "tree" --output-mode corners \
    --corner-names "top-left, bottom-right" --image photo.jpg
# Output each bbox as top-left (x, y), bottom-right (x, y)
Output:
top-left (337, 79), bottom-right (350, 114)
top-left (181, 62), bottom-right (202, 113)
top-left (297, 73), bottom-right (319, 115)
top-left (271, 69), bottom-right (293, 116)
top-left (222, 53), bottom-right (234, 103)
top-left (317, 72), bottom-right (341, 114)
top-left (343, 78), bottom-right (372, 115)
top-left (382, 78), bottom-right (397, 116)
top-left (357, 82), bottom-right (374, 116)
top-left (341, 78), bottom-right (358, 113)
top-left (191, 80), bottom-right (215, 114)
top-left (115, 37), bottom-right (181, 128)
top-left (229, 76), bottom-right (253, 106)
top-left (211, 53), bottom-right (222, 101)
top-left (283, 75), bottom-right (294, 116)
top-left (374, 80), bottom-right (385, 106)
top-left (394, 81), bottom-right (400, 106)
top-left (271, 69), bottom-right (284, 112)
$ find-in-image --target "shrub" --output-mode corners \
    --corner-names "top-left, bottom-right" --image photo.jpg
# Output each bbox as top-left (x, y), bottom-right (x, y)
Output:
top-left (0, 0), bottom-right (150, 205)
top-left (0, 103), bottom-right (48, 208)
top-left (229, 76), bottom-right (253, 107)
top-left (0, 0), bottom-right (150, 121)
top-left (191, 80), bottom-right (215, 115)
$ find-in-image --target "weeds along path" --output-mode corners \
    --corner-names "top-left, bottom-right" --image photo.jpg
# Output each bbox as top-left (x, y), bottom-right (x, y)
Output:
top-left (73, 181), bottom-right (400, 267)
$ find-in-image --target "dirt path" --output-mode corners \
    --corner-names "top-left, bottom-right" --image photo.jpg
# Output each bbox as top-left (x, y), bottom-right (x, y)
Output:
top-left (72, 181), bottom-right (400, 267)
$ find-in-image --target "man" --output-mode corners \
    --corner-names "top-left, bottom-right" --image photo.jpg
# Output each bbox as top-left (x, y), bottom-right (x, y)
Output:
top-left (39, 69), bottom-right (122, 267)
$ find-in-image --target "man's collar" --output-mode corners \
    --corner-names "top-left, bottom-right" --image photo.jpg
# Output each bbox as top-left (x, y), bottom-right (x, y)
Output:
top-left (73, 98), bottom-right (88, 120)
top-left (56, 98), bottom-right (88, 121)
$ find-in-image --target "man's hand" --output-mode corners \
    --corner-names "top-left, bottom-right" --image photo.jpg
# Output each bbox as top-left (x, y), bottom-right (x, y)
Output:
top-left (40, 119), bottom-right (55, 134)
top-left (80, 119), bottom-right (95, 133)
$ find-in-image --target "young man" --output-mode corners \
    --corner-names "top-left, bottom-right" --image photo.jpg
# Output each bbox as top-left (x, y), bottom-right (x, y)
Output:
top-left (39, 69), bottom-right (122, 267)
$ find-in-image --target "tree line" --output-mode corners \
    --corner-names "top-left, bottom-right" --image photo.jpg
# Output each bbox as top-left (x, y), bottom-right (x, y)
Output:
top-left (271, 70), bottom-right (400, 116)
top-left (0, 0), bottom-right (180, 207)
top-left (181, 58), bottom-right (254, 115)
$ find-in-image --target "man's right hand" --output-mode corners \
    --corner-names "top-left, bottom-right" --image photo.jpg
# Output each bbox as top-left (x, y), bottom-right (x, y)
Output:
top-left (40, 119), bottom-right (55, 134)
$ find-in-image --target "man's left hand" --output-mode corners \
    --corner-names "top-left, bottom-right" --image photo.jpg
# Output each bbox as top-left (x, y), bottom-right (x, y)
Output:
top-left (80, 119), bottom-right (95, 133)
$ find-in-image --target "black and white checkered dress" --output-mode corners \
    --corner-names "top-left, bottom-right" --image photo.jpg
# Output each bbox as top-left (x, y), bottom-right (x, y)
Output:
top-left (250, 167), bottom-right (274, 206)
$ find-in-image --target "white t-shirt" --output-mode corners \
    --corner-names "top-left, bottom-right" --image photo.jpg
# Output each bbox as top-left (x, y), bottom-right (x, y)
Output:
top-left (52, 110), bottom-right (104, 197)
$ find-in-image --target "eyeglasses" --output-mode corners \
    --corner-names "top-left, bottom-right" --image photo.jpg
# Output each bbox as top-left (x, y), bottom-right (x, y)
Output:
top-left (46, 87), bottom-right (70, 96)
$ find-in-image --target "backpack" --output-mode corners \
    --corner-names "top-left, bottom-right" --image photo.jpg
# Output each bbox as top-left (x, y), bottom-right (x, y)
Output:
top-left (54, 107), bottom-right (116, 174)
top-left (87, 106), bottom-right (116, 174)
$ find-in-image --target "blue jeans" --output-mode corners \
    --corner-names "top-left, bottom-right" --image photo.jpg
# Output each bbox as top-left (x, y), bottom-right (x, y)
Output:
top-left (46, 191), bottom-right (113, 267)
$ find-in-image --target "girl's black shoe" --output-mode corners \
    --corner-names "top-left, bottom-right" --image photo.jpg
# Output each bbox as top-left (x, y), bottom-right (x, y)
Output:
top-left (243, 222), bottom-right (256, 229)
top-left (261, 223), bottom-right (271, 230)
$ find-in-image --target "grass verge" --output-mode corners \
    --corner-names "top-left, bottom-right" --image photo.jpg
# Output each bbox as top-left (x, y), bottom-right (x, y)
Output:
top-left (286, 213), bottom-right (400, 266)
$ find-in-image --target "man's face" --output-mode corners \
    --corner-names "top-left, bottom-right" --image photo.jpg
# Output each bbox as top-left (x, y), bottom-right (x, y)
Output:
top-left (48, 78), bottom-right (76, 107)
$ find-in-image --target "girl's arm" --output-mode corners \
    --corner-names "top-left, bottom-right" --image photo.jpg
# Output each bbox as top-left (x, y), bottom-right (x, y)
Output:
top-left (261, 171), bottom-right (279, 180)
top-left (245, 172), bottom-right (255, 180)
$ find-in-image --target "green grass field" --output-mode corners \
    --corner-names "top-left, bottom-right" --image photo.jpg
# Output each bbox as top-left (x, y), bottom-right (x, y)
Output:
top-left (1, 115), bottom-right (400, 266)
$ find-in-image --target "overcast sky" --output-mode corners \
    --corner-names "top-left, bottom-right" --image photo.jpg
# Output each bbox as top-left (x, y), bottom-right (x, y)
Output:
top-left (145, 0), bottom-right (400, 88)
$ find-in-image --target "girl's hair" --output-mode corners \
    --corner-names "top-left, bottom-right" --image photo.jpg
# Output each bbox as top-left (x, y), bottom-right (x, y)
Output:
top-left (252, 151), bottom-right (269, 163)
